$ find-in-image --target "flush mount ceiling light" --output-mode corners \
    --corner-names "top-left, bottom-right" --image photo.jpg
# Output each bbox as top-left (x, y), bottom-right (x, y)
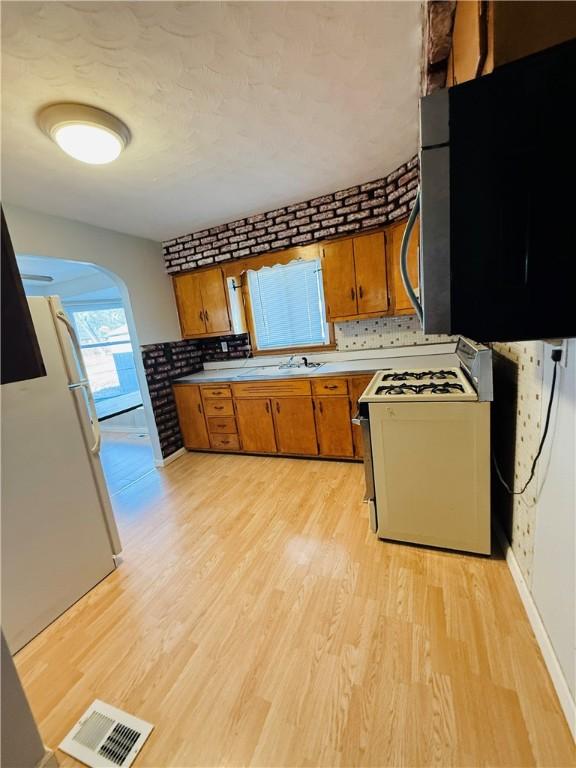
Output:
top-left (38, 103), bottom-right (131, 165)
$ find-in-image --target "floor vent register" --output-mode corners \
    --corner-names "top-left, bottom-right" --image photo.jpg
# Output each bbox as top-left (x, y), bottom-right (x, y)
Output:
top-left (59, 700), bottom-right (153, 768)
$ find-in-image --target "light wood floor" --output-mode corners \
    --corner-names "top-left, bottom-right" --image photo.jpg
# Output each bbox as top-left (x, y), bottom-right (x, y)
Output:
top-left (99, 431), bottom-right (155, 495)
top-left (15, 453), bottom-right (575, 767)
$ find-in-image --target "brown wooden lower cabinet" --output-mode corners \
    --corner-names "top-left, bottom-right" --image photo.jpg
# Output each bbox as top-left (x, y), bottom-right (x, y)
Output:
top-left (173, 374), bottom-right (370, 460)
top-left (234, 398), bottom-right (277, 453)
top-left (272, 397), bottom-right (318, 455)
top-left (173, 384), bottom-right (210, 450)
top-left (314, 396), bottom-right (354, 457)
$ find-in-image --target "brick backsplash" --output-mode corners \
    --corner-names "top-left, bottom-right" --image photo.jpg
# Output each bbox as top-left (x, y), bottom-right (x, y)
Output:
top-left (162, 156), bottom-right (419, 273)
top-left (141, 333), bottom-right (250, 457)
top-left (141, 339), bottom-right (203, 458)
top-left (197, 333), bottom-right (252, 362)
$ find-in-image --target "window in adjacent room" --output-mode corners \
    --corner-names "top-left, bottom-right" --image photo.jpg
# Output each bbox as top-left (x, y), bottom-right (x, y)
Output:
top-left (65, 301), bottom-right (142, 419)
top-left (246, 259), bottom-right (330, 351)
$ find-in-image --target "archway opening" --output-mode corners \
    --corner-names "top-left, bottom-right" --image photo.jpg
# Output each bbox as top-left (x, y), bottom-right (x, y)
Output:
top-left (17, 254), bottom-right (162, 493)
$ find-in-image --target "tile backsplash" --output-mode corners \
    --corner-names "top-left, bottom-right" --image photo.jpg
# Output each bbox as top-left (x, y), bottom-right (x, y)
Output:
top-left (335, 315), bottom-right (457, 351)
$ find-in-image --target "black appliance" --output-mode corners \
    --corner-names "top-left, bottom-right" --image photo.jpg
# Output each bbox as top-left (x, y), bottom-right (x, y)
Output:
top-left (418, 39), bottom-right (576, 342)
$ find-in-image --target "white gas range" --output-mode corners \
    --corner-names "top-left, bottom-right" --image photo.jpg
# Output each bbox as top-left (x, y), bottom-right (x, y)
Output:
top-left (356, 338), bottom-right (493, 555)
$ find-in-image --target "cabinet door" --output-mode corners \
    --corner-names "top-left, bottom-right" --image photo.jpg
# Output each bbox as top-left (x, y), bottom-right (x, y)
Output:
top-left (199, 268), bottom-right (231, 335)
top-left (314, 397), bottom-right (354, 458)
top-left (353, 232), bottom-right (389, 315)
top-left (322, 239), bottom-right (357, 320)
top-left (349, 375), bottom-right (373, 458)
top-left (173, 273), bottom-right (206, 337)
top-left (272, 397), bottom-right (318, 456)
top-left (451, 0), bottom-right (483, 85)
top-left (235, 398), bottom-right (277, 453)
top-left (173, 385), bottom-right (210, 450)
top-left (386, 218), bottom-right (420, 315)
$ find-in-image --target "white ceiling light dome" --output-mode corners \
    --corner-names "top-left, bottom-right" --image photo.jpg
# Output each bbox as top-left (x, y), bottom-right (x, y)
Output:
top-left (38, 103), bottom-right (131, 165)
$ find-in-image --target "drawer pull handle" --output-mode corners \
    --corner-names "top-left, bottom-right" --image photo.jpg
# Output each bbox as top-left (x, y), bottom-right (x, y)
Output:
top-left (214, 405), bottom-right (224, 411)
top-left (325, 385), bottom-right (338, 390)
top-left (205, 310), bottom-right (210, 323)
top-left (265, 402), bottom-right (269, 413)
top-left (276, 402), bottom-right (280, 414)
top-left (350, 287), bottom-right (355, 301)
top-left (319, 401), bottom-right (324, 414)
top-left (199, 310), bottom-right (204, 322)
top-left (358, 285), bottom-right (364, 299)
top-left (221, 439), bottom-right (230, 444)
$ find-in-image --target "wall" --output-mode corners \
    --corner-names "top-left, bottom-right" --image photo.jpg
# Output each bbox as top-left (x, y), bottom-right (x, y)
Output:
top-left (142, 340), bottom-right (203, 458)
top-left (492, 340), bottom-right (576, 710)
top-left (162, 157), bottom-right (419, 272)
top-left (335, 315), bottom-right (456, 351)
top-left (4, 204), bottom-right (180, 346)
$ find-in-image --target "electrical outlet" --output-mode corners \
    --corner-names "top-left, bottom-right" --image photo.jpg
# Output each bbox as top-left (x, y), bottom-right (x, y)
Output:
top-left (545, 338), bottom-right (568, 367)
top-left (221, 341), bottom-right (228, 352)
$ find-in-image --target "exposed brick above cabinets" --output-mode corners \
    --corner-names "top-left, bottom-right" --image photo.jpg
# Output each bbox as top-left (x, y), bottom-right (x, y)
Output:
top-left (162, 156), bottom-right (419, 273)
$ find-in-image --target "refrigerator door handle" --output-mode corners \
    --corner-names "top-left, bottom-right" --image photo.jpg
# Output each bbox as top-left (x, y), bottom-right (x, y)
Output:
top-left (55, 311), bottom-right (101, 455)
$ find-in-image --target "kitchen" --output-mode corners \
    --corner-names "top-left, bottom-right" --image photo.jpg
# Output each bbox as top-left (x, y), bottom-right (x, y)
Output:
top-left (1, 3), bottom-right (575, 768)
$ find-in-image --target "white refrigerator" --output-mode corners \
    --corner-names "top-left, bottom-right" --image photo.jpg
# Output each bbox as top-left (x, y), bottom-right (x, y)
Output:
top-left (1, 296), bottom-right (122, 653)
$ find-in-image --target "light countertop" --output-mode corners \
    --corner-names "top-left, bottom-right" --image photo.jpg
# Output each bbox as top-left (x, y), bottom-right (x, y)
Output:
top-left (173, 343), bottom-right (458, 385)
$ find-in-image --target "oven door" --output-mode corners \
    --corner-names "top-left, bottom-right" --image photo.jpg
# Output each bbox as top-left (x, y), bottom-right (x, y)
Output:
top-left (352, 411), bottom-right (377, 533)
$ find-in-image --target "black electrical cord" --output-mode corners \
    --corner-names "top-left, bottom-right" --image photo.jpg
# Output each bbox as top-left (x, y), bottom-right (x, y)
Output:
top-left (493, 354), bottom-right (560, 496)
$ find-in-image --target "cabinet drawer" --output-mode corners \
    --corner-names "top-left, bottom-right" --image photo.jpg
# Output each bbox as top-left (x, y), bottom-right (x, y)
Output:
top-left (200, 384), bottom-right (231, 399)
top-left (207, 416), bottom-right (237, 434)
top-left (311, 377), bottom-right (349, 396)
top-left (204, 399), bottom-right (234, 417)
top-left (232, 379), bottom-right (311, 398)
top-left (209, 433), bottom-right (240, 451)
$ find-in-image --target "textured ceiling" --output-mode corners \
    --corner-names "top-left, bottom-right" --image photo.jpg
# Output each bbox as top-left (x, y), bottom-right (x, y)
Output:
top-left (1, 2), bottom-right (422, 241)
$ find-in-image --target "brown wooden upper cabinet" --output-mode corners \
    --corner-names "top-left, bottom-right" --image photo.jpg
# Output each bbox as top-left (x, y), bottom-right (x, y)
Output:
top-left (322, 232), bottom-right (388, 322)
top-left (385, 218), bottom-right (420, 316)
top-left (173, 267), bottom-right (231, 338)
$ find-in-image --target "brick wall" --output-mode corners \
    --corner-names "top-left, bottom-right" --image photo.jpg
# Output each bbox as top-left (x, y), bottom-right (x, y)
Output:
top-left (197, 333), bottom-right (251, 362)
top-left (141, 334), bottom-right (250, 458)
top-left (142, 339), bottom-right (203, 457)
top-left (162, 156), bottom-right (419, 273)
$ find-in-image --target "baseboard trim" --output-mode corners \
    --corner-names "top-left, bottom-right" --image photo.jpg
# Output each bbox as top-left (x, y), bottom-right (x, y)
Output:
top-left (494, 523), bottom-right (575, 740)
top-left (154, 447), bottom-right (186, 468)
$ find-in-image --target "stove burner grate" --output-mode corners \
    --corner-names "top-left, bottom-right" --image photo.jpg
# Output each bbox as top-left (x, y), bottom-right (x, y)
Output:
top-left (380, 369), bottom-right (458, 382)
top-left (375, 382), bottom-right (465, 396)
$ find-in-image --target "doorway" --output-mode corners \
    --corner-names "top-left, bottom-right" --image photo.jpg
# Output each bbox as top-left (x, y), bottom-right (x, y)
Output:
top-left (17, 255), bottom-right (156, 493)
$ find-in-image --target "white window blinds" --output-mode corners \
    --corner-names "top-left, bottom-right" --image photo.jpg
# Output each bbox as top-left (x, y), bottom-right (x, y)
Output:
top-left (247, 259), bottom-right (329, 351)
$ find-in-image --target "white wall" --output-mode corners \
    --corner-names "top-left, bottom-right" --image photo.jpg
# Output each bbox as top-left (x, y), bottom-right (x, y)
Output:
top-left (532, 340), bottom-right (576, 701)
top-left (4, 204), bottom-right (180, 346)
